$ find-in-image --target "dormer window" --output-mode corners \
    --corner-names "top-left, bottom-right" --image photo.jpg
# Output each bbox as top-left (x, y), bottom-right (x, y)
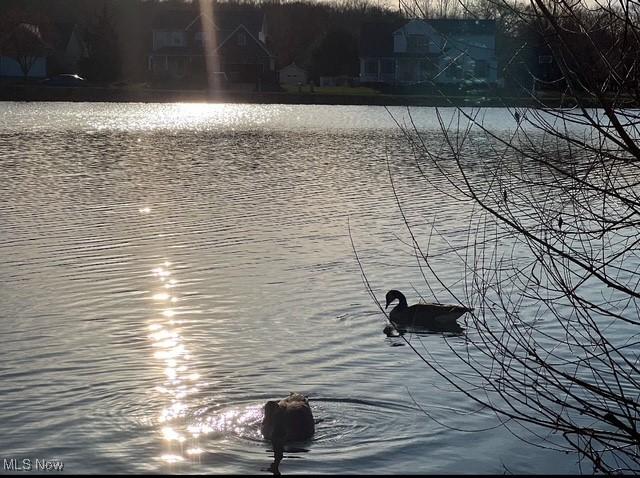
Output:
top-left (238, 31), bottom-right (247, 46)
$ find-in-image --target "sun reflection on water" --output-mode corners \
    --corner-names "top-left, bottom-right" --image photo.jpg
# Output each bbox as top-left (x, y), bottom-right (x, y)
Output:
top-left (159, 453), bottom-right (184, 464)
top-left (187, 406), bottom-right (263, 439)
top-left (147, 262), bottom-right (204, 467)
top-left (186, 447), bottom-right (203, 456)
top-left (147, 261), bottom-right (259, 469)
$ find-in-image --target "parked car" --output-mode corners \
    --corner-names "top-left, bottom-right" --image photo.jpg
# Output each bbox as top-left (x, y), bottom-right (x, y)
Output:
top-left (41, 74), bottom-right (86, 87)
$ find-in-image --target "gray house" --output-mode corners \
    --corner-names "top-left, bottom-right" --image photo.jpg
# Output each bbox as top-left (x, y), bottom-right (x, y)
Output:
top-left (148, 9), bottom-right (276, 86)
top-left (360, 19), bottom-right (498, 86)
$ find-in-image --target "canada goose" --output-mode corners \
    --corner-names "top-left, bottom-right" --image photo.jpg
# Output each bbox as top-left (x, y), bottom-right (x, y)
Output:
top-left (262, 393), bottom-right (315, 475)
top-left (261, 393), bottom-right (315, 443)
top-left (385, 290), bottom-right (471, 332)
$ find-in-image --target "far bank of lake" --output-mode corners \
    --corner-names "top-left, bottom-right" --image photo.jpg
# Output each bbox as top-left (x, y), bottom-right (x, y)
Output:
top-left (0, 83), bottom-right (609, 108)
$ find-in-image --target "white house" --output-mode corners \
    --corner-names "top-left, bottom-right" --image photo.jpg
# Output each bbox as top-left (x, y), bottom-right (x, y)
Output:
top-left (279, 62), bottom-right (307, 85)
top-left (360, 19), bottom-right (498, 86)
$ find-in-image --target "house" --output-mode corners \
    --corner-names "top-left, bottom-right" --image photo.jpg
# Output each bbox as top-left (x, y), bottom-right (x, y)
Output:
top-left (359, 19), bottom-right (498, 86)
top-left (279, 62), bottom-right (307, 85)
top-left (0, 22), bottom-right (48, 78)
top-left (148, 8), bottom-right (276, 87)
top-left (148, 11), bottom-right (202, 81)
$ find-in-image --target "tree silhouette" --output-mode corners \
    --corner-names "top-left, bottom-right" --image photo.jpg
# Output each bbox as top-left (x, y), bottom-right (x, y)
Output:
top-left (311, 27), bottom-right (359, 79)
top-left (79, 2), bottom-right (121, 82)
top-left (0, 9), bottom-right (53, 79)
top-left (370, 0), bottom-right (640, 473)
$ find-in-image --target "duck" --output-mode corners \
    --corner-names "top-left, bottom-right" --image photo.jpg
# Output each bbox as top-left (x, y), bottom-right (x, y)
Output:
top-left (261, 393), bottom-right (315, 444)
top-left (385, 289), bottom-right (471, 333)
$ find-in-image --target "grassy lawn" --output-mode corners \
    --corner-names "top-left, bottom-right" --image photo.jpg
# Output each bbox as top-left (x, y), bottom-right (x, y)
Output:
top-left (281, 85), bottom-right (380, 95)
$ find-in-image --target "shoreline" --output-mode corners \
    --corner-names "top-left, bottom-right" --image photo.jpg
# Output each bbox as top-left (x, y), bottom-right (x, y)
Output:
top-left (0, 84), bottom-right (611, 108)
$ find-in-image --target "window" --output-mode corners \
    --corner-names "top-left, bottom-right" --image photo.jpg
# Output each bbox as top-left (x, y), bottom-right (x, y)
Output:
top-left (154, 31), bottom-right (178, 50)
top-left (407, 34), bottom-right (427, 53)
top-left (538, 55), bottom-right (553, 64)
top-left (365, 60), bottom-right (378, 76)
top-left (238, 32), bottom-right (247, 46)
top-left (172, 32), bottom-right (185, 46)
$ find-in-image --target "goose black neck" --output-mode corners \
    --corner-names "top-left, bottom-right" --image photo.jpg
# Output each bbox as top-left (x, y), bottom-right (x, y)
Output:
top-left (395, 292), bottom-right (408, 310)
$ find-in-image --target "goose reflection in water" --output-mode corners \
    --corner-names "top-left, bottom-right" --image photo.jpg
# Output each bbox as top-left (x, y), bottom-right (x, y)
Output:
top-left (383, 323), bottom-right (464, 340)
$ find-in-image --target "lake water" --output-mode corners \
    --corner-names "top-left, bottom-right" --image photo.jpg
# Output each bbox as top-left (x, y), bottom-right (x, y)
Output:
top-left (0, 102), bottom-right (589, 474)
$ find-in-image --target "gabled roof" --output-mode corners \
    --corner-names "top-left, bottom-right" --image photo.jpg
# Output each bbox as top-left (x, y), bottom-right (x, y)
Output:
top-left (213, 23), bottom-right (273, 57)
top-left (213, 10), bottom-right (263, 38)
top-left (150, 7), bottom-right (271, 56)
top-left (359, 19), bottom-right (496, 59)
top-left (280, 62), bottom-right (307, 73)
top-left (427, 19), bottom-right (496, 36)
top-left (185, 13), bottom-right (216, 33)
top-left (151, 8), bottom-right (263, 38)
top-left (393, 19), bottom-right (440, 38)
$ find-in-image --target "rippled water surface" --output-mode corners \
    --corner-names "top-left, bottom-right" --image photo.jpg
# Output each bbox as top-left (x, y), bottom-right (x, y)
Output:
top-left (0, 102), bottom-right (585, 474)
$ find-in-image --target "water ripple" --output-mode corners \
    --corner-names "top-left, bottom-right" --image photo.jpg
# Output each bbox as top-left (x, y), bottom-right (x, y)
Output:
top-left (0, 103), bottom-right (589, 474)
